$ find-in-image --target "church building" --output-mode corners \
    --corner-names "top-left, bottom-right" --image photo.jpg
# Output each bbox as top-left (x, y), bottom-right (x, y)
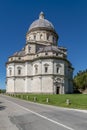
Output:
top-left (6, 12), bottom-right (74, 94)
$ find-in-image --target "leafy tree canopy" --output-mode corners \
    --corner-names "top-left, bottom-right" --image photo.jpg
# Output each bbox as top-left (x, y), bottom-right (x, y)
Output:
top-left (73, 69), bottom-right (87, 90)
top-left (0, 89), bottom-right (6, 93)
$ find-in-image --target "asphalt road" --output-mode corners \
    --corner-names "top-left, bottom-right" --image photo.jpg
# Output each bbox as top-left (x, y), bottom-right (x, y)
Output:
top-left (0, 94), bottom-right (87, 130)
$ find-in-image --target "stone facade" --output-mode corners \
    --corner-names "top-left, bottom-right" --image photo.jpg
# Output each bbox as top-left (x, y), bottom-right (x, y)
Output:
top-left (6, 12), bottom-right (74, 94)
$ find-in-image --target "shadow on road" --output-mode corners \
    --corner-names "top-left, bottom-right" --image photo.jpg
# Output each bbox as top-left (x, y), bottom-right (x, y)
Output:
top-left (0, 102), bottom-right (3, 104)
top-left (0, 101), bottom-right (6, 110)
top-left (0, 106), bottom-right (6, 111)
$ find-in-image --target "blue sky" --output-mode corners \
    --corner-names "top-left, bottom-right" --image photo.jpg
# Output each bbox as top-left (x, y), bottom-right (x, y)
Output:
top-left (0, 0), bottom-right (87, 89)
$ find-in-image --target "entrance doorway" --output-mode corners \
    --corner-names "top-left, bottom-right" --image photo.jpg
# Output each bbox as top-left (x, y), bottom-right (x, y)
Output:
top-left (56, 86), bottom-right (60, 94)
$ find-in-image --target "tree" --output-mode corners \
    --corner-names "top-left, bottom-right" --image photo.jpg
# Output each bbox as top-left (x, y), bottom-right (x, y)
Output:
top-left (73, 69), bottom-right (87, 91)
top-left (0, 89), bottom-right (6, 94)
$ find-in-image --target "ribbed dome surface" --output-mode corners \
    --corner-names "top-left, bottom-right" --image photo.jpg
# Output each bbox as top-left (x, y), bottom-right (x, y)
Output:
top-left (28, 12), bottom-right (54, 31)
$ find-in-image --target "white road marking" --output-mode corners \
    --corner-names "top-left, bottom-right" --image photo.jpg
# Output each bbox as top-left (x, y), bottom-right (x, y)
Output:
top-left (6, 99), bottom-right (74, 130)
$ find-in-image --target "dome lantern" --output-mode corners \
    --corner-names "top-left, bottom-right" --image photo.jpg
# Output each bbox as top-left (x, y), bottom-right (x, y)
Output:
top-left (39, 12), bottom-right (45, 19)
top-left (28, 12), bottom-right (55, 32)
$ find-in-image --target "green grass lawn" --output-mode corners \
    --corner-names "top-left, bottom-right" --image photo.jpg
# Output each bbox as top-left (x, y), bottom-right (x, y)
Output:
top-left (8, 94), bottom-right (87, 110)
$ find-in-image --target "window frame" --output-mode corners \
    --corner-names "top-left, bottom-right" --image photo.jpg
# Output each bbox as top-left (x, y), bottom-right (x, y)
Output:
top-left (45, 66), bottom-right (48, 73)
top-left (44, 63), bottom-right (49, 73)
top-left (9, 69), bottom-right (12, 76)
top-left (56, 67), bottom-right (60, 73)
top-left (34, 64), bottom-right (38, 74)
top-left (56, 64), bottom-right (61, 74)
top-left (17, 67), bottom-right (22, 75)
top-left (9, 67), bottom-right (12, 76)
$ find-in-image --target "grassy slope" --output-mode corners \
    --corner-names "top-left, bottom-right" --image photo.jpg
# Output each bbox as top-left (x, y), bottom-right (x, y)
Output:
top-left (8, 94), bottom-right (87, 110)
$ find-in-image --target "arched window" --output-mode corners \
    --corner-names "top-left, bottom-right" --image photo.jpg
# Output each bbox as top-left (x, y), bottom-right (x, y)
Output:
top-left (34, 35), bottom-right (36, 40)
top-left (40, 34), bottom-right (43, 40)
top-left (10, 69), bottom-right (12, 75)
top-left (45, 66), bottom-right (48, 73)
top-left (47, 34), bottom-right (49, 40)
top-left (56, 64), bottom-right (61, 74)
top-left (44, 63), bottom-right (49, 73)
top-left (53, 36), bottom-right (56, 43)
top-left (9, 67), bottom-right (12, 76)
top-left (34, 65), bottom-right (38, 74)
top-left (53, 36), bottom-right (54, 42)
top-left (56, 67), bottom-right (60, 73)
top-left (35, 67), bottom-right (38, 74)
top-left (9, 69), bottom-right (12, 75)
top-left (18, 69), bottom-right (21, 75)
top-left (17, 67), bottom-right (22, 75)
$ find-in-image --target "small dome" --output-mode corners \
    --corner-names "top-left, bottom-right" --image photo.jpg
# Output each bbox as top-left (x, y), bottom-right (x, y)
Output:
top-left (28, 12), bottom-right (55, 32)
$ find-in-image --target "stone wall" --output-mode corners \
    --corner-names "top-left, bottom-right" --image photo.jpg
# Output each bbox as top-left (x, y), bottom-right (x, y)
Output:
top-left (6, 58), bottom-right (73, 94)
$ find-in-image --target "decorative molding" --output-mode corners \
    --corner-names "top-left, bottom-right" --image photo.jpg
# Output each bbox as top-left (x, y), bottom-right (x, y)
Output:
top-left (6, 74), bottom-right (65, 79)
top-left (6, 56), bottom-right (70, 66)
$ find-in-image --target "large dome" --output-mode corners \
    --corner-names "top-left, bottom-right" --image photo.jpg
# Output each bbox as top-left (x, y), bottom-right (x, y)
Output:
top-left (28, 12), bottom-right (55, 32)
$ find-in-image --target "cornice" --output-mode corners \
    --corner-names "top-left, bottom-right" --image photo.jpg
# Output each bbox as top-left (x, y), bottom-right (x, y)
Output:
top-left (26, 27), bottom-right (58, 38)
top-left (6, 56), bottom-right (71, 65)
top-left (6, 74), bottom-right (64, 79)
